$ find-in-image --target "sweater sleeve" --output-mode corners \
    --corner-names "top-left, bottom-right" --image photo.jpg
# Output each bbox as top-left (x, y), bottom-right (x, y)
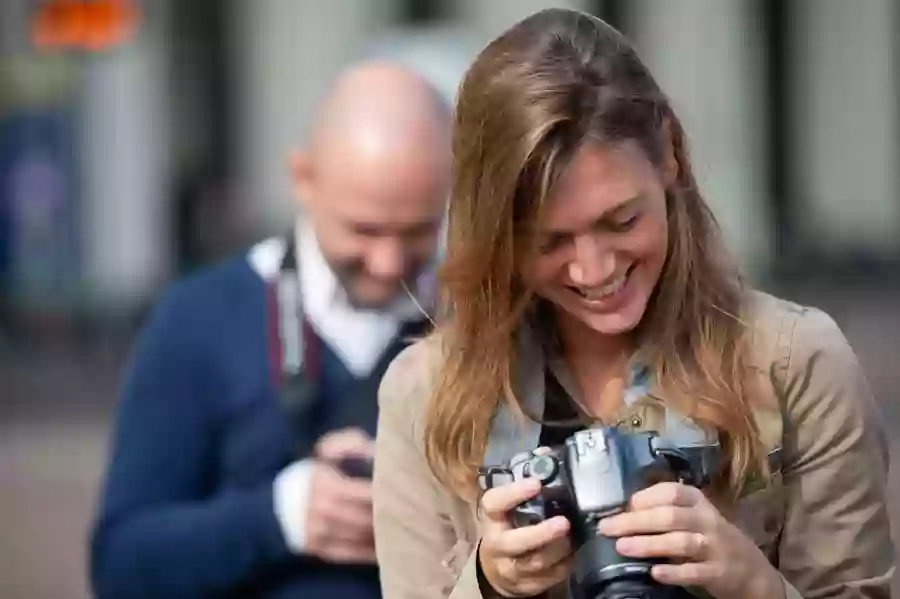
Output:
top-left (89, 282), bottom-right (293, 599)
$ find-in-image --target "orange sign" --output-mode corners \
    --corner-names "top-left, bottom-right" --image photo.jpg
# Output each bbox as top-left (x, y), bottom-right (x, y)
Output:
top-left (31, 0), bottom-right (140, 52)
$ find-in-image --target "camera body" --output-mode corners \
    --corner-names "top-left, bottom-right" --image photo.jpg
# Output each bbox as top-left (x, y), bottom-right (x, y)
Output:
top-left (336, 455), bottom-right (374, 479)
top-left (480, 426), bottom-right (719, 599)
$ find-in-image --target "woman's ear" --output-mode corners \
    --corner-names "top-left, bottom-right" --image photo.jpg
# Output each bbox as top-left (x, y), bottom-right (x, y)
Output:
top-left (661, 118), bottom-right (679, 187)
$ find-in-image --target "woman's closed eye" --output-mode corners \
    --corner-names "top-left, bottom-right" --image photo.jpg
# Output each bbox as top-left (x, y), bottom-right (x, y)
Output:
top-left (538, 234), bottom-right (570, 255)
top-left (604, 213), bottom-right (640, 233)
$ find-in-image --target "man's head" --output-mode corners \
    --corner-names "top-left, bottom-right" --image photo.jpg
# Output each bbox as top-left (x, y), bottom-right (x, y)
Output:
top-left (290, 61), bottom-right (451, 310)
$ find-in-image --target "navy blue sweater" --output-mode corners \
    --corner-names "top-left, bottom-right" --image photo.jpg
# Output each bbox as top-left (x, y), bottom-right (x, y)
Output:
top-left (90, 253), bottom-right (416, 599)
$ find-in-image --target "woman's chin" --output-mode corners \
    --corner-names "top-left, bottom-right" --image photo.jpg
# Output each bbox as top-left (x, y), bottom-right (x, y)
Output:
top-left (581, 310), bottom-right (643, 336)
top-left (566, 291), bottom-right (649, 337)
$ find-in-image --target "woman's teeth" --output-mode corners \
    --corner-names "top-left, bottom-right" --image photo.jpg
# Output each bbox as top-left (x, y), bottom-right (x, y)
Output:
top-left (576, 271), bottom-right (628, 299)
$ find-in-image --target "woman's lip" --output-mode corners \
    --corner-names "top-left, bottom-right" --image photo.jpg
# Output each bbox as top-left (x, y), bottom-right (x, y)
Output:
top-left (567, 264), bottom-right (636, 297)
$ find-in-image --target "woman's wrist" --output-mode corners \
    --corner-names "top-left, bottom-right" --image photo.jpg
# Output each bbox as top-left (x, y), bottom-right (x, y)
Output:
top-left (475, 541), bottom-right (546, 599)
top-left (475, 541), bottom-right (504, 598)
top-left (742, 563), bottom-right (786, 599)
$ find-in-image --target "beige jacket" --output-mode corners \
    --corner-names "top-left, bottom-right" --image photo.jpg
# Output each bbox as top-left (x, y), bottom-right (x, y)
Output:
top-left (372, 291), bottom-right (894, 599)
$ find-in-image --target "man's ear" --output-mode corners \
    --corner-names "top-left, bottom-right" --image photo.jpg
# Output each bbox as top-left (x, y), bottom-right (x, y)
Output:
top-left (661, 118), bottom-right (679, 187)
top-left (288, 148), bottom-right (314, 207)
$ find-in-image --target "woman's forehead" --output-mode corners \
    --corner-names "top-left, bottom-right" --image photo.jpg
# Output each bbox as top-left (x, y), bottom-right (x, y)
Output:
top-left (538, 143), bottom-right (657, 230)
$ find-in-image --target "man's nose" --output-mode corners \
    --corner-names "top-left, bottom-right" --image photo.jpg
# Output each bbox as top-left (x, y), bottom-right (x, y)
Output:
top-left (568, 234), bottom-right (616, 286)
top-left (367, 237), bottom-right (406, 280)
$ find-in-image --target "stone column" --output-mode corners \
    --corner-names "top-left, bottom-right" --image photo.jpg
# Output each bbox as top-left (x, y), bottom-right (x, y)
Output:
top-left (629, 0), bottom-right (771, 277)
top-left (789, 0), bottom-right (899, 257)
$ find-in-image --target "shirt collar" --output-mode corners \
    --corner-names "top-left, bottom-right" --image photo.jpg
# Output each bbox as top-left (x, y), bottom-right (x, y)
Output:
top-left (295, 219), bottom-right (436, 322)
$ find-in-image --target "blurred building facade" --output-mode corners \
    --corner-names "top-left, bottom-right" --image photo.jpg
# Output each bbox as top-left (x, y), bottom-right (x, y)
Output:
top-left (0, 0), bottom-right (897, 338)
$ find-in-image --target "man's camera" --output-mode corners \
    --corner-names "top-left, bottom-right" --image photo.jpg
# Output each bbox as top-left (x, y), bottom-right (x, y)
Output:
top-left (336, 455), bottom-right (374, 479)
top-left (480, 425), bottom-right (720, 599)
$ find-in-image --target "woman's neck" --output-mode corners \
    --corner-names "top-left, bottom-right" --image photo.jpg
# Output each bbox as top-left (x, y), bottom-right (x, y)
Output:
top-left (554, 309), bottom-right (633, 364)
top-left (553, 308), bottom-right (634, 421)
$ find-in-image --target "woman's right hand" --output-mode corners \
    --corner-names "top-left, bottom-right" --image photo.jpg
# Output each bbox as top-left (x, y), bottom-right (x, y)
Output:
top-left (477, 476), bottom-right (574, 597)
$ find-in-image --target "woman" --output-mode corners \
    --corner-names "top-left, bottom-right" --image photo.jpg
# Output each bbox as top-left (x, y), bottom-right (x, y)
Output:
top-left (373, 8), bottom-right (893, 599)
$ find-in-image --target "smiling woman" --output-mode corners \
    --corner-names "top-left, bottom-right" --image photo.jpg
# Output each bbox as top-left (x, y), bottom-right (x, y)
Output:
top-left (372, 7), bottom-right (894, 599)
top-left (528, 142), bottom-right (671, 339)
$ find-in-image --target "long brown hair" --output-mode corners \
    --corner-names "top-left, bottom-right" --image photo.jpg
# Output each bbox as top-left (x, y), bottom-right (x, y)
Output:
top-left (425, 8), bottom-right (769, 501)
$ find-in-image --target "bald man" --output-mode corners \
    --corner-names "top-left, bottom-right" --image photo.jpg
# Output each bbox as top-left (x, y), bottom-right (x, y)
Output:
top-left (90, 62), bottom-right (451, 599)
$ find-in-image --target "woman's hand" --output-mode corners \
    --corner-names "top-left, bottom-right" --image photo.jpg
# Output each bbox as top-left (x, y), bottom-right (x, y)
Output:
top-left (477, 477), bottom-right (573, 598)
top-left (598, 482), bottom-right (785, 599)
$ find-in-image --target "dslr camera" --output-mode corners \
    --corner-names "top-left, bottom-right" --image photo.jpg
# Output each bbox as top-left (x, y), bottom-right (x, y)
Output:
top-left (480, 425), bottom-right (720, 599)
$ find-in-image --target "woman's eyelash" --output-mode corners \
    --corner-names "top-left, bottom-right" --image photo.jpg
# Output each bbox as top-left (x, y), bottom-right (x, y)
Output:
top-left (604, 214), bottom-right (639, 231)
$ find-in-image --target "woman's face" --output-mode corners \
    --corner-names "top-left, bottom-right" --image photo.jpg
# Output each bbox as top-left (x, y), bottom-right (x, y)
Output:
top-left (525, 141), bottom-right (669, 337)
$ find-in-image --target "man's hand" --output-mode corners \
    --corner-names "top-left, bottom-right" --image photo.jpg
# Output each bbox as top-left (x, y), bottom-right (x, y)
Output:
top-left (305, 428), bottom-right (376, 564)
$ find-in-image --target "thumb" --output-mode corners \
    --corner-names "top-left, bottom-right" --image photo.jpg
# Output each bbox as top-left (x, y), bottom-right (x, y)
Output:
top-left (315, 427), bottom-right (374, 460)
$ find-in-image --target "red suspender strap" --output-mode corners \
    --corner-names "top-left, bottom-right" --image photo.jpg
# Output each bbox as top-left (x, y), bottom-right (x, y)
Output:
top-left (265, 282), bottom-right (283, 387)
top-left (265, 281), bottom-right (320, 388)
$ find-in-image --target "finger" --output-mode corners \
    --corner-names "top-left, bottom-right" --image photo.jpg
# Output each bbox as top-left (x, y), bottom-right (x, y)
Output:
top-left (324, 502), bottom-right (374, 536)
top-left (323, 542), bottom-right (378, 565)
top-left (599, 506), bottom-right (702, 537)
top-left (628, 482), bottom-right (704, 510)
top-left (513, 535), bottom-right (572, 574)
top-left (328, 472), bottom-right (373, 505)
top-left (316, 427), bottom-right (375, 460)
top-left (480, 478), bottom-right (543, 524)
top-left (490, 516), bottom-right (569, 557)
top-left (616, 531), bottom-right (711, 561)
top-left (308, 513), bottom-right (374, 547)
top-left (316, 427), bottom-right (370, 451)
top-left (325, 523), bottom-right (374, 546)
top-left (316, 427), bottom-right (374, 459)
top-left (651, 562), bottom-right (720, 587)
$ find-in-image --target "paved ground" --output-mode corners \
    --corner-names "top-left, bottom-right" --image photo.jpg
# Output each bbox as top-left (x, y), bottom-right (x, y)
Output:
top-left (0, 281), bottom-right (898, 599)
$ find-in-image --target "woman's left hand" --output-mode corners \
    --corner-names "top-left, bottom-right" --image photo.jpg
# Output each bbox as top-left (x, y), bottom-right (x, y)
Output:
top-left (598, 482), bottom-right (784, 599)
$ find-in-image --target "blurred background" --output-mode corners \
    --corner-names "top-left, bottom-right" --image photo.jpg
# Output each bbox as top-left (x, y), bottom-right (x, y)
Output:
top-left (0, 0), bottom-right (897, 597)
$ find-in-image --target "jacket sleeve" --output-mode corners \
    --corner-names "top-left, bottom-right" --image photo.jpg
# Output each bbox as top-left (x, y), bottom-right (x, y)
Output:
top-left (90, 283), bottom-right (292, 599)
top-left (776, 306), bottom-right (894, 598)
top-left (373, 341), bottom-right (487, 599)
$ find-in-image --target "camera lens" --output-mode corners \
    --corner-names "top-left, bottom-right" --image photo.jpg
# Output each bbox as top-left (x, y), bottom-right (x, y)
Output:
top-left (572, 536), bottom-right (663, 599)
top-left (601, 580), bottom-right (657, 599)
top-left (600, 582), bottom-right (693, 599)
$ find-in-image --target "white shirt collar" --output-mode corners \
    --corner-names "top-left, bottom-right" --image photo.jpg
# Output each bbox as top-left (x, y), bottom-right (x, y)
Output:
top-left (248, 221), bottom-right (435, 377)
top-left (294, 219), bottom-right (435, 321)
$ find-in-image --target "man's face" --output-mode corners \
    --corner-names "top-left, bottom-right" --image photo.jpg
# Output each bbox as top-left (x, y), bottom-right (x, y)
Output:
top-left (300, 150), bottom-right (448, 310)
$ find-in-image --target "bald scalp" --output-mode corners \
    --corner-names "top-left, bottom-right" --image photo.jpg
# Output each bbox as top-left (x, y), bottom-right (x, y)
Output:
top-left (308, 60), bottom-right (451, 166)
top-left (292, 61), bottom-right (451, 309)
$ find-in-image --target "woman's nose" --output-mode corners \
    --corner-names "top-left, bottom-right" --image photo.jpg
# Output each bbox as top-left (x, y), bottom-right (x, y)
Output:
top-left (568, 234), bottom-right (616, 286)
